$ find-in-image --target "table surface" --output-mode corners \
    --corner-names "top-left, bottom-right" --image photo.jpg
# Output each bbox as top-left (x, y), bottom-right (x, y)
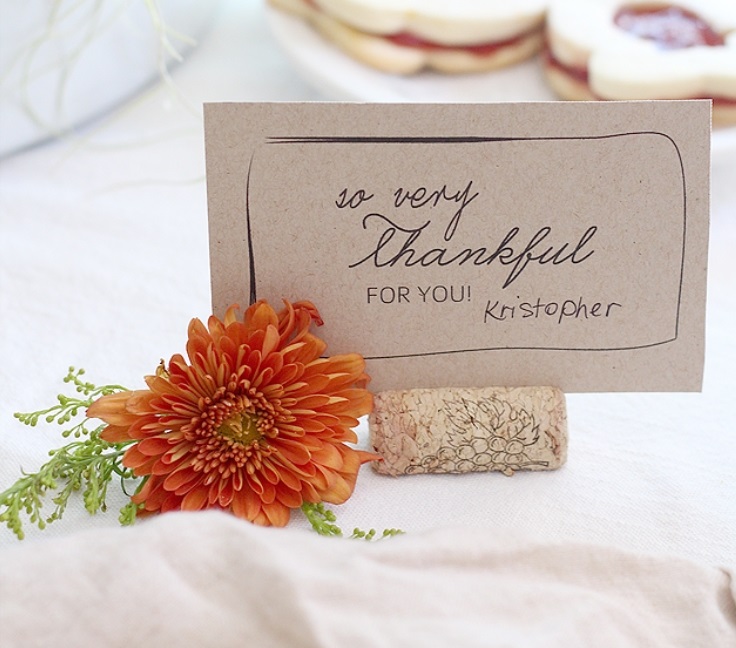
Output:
top-left (1, 0), bottom-right (734, 568)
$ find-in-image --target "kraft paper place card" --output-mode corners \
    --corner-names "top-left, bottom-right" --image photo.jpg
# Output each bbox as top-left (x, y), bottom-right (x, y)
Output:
top-left (204, 101), bottom-right (710, 393)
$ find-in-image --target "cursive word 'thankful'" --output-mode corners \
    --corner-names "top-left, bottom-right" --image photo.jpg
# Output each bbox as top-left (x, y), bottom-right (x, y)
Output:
top-left (348, 214), bottom-right (597, 289)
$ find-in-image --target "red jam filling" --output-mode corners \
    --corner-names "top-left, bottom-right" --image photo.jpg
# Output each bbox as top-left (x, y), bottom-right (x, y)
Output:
top-left (614, 5), bottom-right (725, 49)
top-left (385, 30), bottom-right (531, 57)
top-left (543, 47), bottom-right (589, 84)
top-left (303, 0), bottom-right (533, 57)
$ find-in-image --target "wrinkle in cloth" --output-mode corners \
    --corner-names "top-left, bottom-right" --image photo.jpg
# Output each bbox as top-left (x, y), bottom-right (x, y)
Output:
top-left (1, 510), bottom-right (734, 648)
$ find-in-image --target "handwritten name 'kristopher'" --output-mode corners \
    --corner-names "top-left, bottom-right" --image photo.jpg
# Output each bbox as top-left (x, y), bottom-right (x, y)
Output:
top-left (349, 214), bottom-right (598, 289)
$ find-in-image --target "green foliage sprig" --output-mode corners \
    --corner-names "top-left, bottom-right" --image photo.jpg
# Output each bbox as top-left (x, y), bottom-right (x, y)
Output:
top-left (300, 501), bottom-right (403, 541)
top-left (1, 368), bottom-right (137, 539)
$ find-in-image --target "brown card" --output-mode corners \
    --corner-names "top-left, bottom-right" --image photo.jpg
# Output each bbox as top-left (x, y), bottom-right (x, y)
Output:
top-left (204, 101), bottom-right (709, 393)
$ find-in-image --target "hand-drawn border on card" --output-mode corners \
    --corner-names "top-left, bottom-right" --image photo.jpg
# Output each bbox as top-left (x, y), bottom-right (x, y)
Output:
top-left (243, 132), bottom-right (687, 359)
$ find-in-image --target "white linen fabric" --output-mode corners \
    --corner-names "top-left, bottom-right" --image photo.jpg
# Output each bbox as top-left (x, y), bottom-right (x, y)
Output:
top-left (1, 1), bottom-right (735, 645)
top-left (1, 510), bottom-right (734, 648)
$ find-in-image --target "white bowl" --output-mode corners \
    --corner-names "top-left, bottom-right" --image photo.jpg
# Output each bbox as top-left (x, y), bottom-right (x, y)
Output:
top-left (0, 0), bottom-right (220, 158)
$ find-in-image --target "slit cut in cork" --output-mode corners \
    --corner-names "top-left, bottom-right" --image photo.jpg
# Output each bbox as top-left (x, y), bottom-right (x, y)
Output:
top-left (369, 386), bottom-right (567, 477)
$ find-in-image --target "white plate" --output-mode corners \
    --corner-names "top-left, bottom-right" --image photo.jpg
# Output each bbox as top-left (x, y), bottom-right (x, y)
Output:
top-left (266, 7), bottom-right (736, 166)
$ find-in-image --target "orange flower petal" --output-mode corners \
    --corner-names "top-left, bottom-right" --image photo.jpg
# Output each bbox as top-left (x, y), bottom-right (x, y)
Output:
top-left (181, 487), bottom-right (209, 511)
top-left (244, 300), bottom-right (278, 331)
top-left (278, 439), bottom-right (317, 465)
top-left (275, 484), bottom-right (303, 509)
top-left (162, 466), bottom-right (198, 492)
top-left (87, 391), bottom-right (142, 426)
top-left (100, 425), bottom-right (135, 444)
top-left (231, 487), bottom-right (262, 521)
top-left (318, 471), bottom-right (353, 505)
top-left (262, 501), bottom-right (291, 527)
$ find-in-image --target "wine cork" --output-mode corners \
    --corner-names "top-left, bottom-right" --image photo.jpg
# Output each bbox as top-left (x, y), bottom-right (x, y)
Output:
top-left (369, 386), bottom-right (567, 477)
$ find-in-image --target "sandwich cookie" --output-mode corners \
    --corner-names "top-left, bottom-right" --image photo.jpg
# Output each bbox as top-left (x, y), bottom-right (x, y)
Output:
top-left (269, 0), bottom-right (548, 74)
top-left (545, 0), bottom-right (736, 125)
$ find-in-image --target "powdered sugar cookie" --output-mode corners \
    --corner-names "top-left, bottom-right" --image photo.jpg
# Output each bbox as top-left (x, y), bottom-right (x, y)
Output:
top-left (269, 0), bottom-right (548, 74)
top-left (545, 1), bottom-right (736, 125)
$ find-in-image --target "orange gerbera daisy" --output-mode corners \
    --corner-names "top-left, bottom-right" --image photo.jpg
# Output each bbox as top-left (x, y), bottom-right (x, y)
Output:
top-left (87, 300), bottom-right (375, 527)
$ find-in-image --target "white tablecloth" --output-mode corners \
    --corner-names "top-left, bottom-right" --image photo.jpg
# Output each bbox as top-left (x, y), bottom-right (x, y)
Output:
top-left (1, 1), bottom-right (735, 645)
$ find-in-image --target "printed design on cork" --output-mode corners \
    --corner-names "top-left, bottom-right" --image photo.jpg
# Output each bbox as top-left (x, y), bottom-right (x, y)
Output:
top-left (404, 396), bottom-right (549, 476)
top-left (369, 386), bottom-right (567, 477)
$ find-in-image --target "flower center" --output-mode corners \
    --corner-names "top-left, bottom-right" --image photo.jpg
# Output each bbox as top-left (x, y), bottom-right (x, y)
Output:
top-left (217, 412), bottom-right (262, 446)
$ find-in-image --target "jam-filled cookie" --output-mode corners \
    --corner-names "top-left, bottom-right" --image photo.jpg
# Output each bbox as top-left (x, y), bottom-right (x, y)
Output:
top-left (269, 0), bottom-right (548, 74)
top-left (545, 1), bottom-right (736, 125)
